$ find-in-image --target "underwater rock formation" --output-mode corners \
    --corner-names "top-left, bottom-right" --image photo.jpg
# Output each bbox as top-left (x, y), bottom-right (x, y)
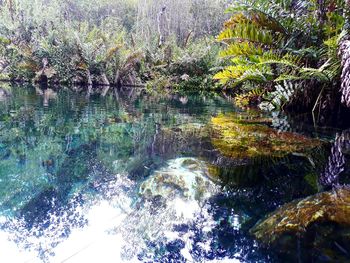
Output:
top-left (150, 123), bottom-right (210, 158)
top-left (139, 157), bottom-right (218, 201)
top-left (250, 187), bottom-right (350, 244)
top-left (211, 113), bottom-right (323, 159)
top-left (115, 158), bottom-right (219, 261)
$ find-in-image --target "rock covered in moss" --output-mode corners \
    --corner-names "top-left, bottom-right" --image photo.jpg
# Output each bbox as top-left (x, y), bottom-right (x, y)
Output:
top-left (250, 187), bottom-right (350, 244)
top-left (211, 113), bottom-right (323, 159)
top-left (139, 157), bottom-right (218, 201)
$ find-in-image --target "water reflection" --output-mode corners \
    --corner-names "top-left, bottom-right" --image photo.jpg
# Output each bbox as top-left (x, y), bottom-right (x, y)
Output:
top-left (0, 86), bottom-right (11, 102)
top-left (0, 84), bottom-right (348, 262)
top-left (320, 130), bottom-right (350, 187)
top-left (34, 87), bottom-right (57, 107)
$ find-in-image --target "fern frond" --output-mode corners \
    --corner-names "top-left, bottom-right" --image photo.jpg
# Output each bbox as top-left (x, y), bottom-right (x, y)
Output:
top-left (274, 74), bottom-right (303, 82)
top-left (214, 63), bottom-right (272, 86)
top-left (219, 42), bottom-right (263, 58)
top-left (213, 64), bottom-right (253, 84)
top-left (261, 80), bottom-right (300, 110)
top-left (217, 23), bottom-right (274, 45)
top-left (299, 67), bottom-right (332, 82)
top-left (234, 93), bottom-right (251, 107)
top-left (234, 87), bottom-right (265, 107)
top-left (225, 3), bottom-right (287, 34)
top-left (257, 52), bottom-right (301, 68)
top-left (106, 44), bottom-right (123, 61)
top-left (230, 68), bottom-right (273, 87)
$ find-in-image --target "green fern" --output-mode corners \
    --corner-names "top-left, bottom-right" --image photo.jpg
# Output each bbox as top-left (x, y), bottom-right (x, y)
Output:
top-left (225, 3), bottom-right (287, 34)
top-left (218, 23), bottom-right (275, 45)
top-left (231, 68), bottom-right (273, 87)
top-left (234, 87), bottom-right (265, 107)
top-left (219, 42), bottom-right (263, 57)
top-left (215, 0), bottom-right (344, 115)
top-left (215, 1), bottom-right (293, 89)
top-left (260, 80), bottom-right (300, 110)
top-left (213, 63), bottom-right (272, 86)
top-left (257, 52), bottom-right (301, 68)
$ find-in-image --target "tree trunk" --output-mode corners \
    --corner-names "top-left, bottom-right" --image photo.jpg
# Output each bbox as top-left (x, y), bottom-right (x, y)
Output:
top-left (100, 73), bottom-right (110, 86)
top-left (86, 69), bottom-right (93, 86)
top-left (339, 37), bottom-right (350, 107)
top-left (339, 5), bottom-right (350, 107)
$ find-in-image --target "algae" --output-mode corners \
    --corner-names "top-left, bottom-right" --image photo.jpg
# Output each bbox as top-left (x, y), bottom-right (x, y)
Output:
top-left (211, 113), bottom-right (323, 159)
top-left (251, 187), bottom-right (350, 244)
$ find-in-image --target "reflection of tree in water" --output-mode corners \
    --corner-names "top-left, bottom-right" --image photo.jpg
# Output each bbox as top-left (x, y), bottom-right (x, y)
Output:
top-left (320, 130), bottom-right (350, 188)
top-left (35, 86), bottom-right (57, 107)
top-left (0, 86), bottom-right (11, 101)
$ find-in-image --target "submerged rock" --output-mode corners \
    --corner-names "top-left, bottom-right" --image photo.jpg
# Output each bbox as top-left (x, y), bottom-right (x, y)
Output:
top-left (211, 113), bottom-right (323, 159)
top-left (117, 158), bottom-right (220, 261)
top-left (250, 187), bottom-right (350, 244)
top-left (151, 123), bottom-right (210, 159)
top-left (139, 157), bottom-right (218, 201)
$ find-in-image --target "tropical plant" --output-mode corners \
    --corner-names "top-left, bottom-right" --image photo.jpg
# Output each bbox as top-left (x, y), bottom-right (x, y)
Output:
top-left (0, 0), bottom-right (230, 90)
top-left (214, 0), bottom-right (347, 115)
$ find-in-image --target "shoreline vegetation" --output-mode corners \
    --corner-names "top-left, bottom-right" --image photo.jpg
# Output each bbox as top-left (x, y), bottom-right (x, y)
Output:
top-left (0, 0), bottom-right (350, 125)
top-left (0, 0), bottom-right (227, 90)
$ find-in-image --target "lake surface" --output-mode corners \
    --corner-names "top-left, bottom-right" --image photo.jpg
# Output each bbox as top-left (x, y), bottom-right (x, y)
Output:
top-left (0, 83), bottom-right (349, 262)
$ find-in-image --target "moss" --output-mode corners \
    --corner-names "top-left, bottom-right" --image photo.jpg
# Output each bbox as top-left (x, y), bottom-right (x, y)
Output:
top-left (208, 163), bottom-right (263, 187)
top-left (211, 113), bottom-right (323, 159)
top-left (250, 187), bottom-right (350, 244)
top-left (304, 173), bottom-right (319, 192)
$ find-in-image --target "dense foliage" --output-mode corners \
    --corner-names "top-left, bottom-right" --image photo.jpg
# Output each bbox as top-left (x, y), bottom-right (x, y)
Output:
top-left (214, 0), bottom-right (350, 119)
top-left (1, 0), bottom-right (350, 120)
top-left (0, 0), bottom-right (228, 88)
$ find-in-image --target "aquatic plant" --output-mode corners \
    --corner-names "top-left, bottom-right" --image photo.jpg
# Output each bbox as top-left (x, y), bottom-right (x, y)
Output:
top-left (250, 129), bottom-right (350, 251)
top-left (210, 113), bottom-right (323, 159)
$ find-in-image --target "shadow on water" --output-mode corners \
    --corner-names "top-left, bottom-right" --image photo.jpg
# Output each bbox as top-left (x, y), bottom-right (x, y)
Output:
top-left (0, 83), bottom-right (349, 262)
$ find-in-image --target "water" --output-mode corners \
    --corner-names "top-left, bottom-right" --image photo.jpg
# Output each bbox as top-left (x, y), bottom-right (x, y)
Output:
top-left (0, 83), bottom-right (349, 262)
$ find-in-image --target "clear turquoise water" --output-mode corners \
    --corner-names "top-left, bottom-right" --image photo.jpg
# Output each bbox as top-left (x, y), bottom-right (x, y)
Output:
top-left (0, 84), bottom-right (349, 262)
